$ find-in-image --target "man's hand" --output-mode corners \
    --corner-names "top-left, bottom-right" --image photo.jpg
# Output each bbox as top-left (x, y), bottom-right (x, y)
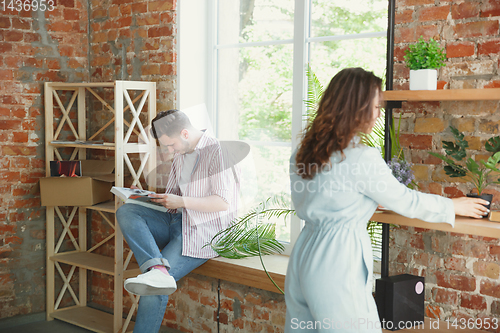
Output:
top-left (149, 193), bottom-right (184, 210)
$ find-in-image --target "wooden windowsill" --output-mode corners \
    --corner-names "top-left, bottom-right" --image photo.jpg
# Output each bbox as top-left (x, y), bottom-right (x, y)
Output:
top-left (192, 254), bottom-right (288, 294)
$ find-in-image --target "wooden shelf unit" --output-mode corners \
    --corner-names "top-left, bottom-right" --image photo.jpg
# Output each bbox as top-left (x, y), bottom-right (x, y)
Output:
top-left (44, 81), bottom-right (157, 333)
top-left (51, 306), bottom-right (134, 333)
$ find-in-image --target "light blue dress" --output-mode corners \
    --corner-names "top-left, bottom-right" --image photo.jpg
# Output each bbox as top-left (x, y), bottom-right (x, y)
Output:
top-left (285, 139), bottom-right (455, 332)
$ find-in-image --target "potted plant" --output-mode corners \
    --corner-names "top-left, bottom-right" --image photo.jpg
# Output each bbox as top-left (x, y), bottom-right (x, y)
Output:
top-left (404, 36), bottom-right (446, 90)
top-left (429, 126), bottom-right (500, 216)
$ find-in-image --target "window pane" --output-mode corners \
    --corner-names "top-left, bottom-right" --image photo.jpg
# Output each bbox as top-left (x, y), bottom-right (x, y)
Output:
top-left (310, 0), bottom-right (388, 37)
top-left (218, 0), bottom-right (294, 45)
top-left (217, 44), bottom-right (294, 141)
top-left (217, 44), bottom-right (293, 243)
top-left (309, 37), bottom-right (387, 86)
top-left (251, 145), bottom-right (291, 243)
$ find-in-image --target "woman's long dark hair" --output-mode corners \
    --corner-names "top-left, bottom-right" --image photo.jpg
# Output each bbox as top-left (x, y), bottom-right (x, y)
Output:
top-left (296, 68), bottom-right (383, 179)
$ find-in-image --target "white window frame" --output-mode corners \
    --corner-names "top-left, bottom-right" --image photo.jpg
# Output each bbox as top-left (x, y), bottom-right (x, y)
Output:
top-left (178, 0), bottom-right (387, 255)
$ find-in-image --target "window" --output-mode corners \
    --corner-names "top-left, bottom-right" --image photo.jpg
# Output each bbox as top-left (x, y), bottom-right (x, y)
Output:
top-left (179, 0), bottom-right (388, 254)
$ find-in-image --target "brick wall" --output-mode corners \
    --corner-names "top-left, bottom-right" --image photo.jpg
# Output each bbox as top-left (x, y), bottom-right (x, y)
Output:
top-left (0, 0), bottom-right (89, 319)
top-left (88, 0), bottom-right (177, 109)
top-left (163, 275), bottom-right (285, 332)
top-left (392, 0), bottom-right (500, 327)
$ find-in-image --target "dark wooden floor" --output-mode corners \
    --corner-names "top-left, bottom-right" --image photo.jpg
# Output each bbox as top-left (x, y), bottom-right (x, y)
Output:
top-left (0, 316), bottom-right (182, 333)
top-left (1, 319), bottom-right (93, 333)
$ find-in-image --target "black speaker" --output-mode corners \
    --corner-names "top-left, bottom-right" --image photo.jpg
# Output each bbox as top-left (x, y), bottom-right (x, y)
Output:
top-left (375, 274), bottom-right (425, 331)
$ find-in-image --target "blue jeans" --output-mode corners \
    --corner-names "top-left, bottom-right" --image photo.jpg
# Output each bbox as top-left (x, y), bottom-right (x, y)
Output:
top-left (116, 203), bottom-right (208, 333)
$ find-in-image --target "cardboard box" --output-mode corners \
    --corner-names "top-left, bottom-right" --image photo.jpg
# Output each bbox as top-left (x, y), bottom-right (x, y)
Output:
top-left (40, 160), bottom-right (115, 207)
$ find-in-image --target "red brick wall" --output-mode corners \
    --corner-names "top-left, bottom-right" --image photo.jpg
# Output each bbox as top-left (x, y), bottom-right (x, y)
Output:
top-left (0, 0), bottom-right (89, 319)
top-left (393, 0), bottom-right (500, 327)
top-left (164, 275), bottom-right (285, 332)
top-left (88, 0), bottom-right (177, 109)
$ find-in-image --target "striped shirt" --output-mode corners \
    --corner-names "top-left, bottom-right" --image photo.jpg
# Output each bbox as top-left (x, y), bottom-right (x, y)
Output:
top-left (164, 131), bottom-right (238, 258)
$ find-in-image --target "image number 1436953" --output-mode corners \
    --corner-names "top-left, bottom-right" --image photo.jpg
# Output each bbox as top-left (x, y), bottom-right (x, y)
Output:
top-left (1, 0), bottom-right (55, 12)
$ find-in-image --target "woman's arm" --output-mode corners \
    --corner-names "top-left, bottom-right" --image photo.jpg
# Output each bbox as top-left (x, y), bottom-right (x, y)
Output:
top-left (356, 147), bottom-right (488, 225)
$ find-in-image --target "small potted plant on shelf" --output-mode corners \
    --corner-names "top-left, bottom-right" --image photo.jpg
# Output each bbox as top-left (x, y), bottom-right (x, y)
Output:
top-left (404, 36), bottom-right (447, 90)
top-left (429, 126), bottom-right (500, 216)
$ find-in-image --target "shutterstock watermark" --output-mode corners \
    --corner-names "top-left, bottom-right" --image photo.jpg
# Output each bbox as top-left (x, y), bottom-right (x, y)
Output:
top-left (291, 176), bottom-right (389, 195)
top-left (289, 318), bottom-right (426, 331)
top-left (290, 317), bottom-right (499, 331)
top-left (292, 161), bottom-right (393, 195)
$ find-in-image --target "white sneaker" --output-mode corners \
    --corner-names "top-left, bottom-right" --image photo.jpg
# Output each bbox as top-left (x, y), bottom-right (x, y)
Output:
top-left (124, 269), bottom-right (177, 296)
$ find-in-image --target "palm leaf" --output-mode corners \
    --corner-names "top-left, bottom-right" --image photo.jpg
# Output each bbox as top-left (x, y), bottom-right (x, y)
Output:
top-left (205, 194), bottom-right (293, 259)
top-left (361, 110), bottom-right (385, 148)
top-left (210, 223), bottom-right (284, 259)
top-left (367, 220), bottom-right (383, 260)
top-left (390, 116), bottom-right (404, 160)
top-left (305, 64), bottom-right (324, 121)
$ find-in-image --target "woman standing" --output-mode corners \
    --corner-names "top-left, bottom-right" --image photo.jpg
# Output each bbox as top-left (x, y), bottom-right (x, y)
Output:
top-left (285, 68), bottom-right (488, 332)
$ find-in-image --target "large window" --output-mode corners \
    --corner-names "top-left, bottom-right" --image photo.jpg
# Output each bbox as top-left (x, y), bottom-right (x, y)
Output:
top-left (179, 0), bottom-right (388, 254)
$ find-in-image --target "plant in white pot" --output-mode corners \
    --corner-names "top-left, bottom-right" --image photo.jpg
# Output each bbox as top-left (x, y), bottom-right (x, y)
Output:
top-left (404, 36), bottom-right (446, 90)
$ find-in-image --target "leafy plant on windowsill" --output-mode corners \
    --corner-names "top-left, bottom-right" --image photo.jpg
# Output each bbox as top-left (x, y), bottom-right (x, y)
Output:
top-left (205, 195), bottom-right (294, 294)
top-left (404, 36), bottom-right (446, 70)
top-left (429, 126), bottom-right (500, 195)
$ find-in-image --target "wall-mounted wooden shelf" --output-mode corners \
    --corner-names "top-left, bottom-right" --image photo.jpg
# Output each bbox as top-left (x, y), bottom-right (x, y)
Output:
top-left (371, 210), bottom-right (500, 238)
top-left (383, 88), bottom-right (500, 102)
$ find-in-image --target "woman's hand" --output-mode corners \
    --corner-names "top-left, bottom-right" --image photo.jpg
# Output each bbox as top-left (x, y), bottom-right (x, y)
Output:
top-left (452, 197), bottom-right (490, 218)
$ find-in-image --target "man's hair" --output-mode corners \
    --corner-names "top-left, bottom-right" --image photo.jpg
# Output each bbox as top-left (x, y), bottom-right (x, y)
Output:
top-left (151, 109), bottom-right (193, 139)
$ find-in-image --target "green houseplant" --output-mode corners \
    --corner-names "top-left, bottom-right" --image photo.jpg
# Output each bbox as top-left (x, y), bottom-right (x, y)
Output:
top-left (404, 36), bottom-right (446, 90)
top-left (430, 126), bottom-right (500, 215)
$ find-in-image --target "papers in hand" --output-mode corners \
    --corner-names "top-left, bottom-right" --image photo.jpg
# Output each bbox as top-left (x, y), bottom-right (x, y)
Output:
top-left (111, 186), bottom-right (167, 212)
